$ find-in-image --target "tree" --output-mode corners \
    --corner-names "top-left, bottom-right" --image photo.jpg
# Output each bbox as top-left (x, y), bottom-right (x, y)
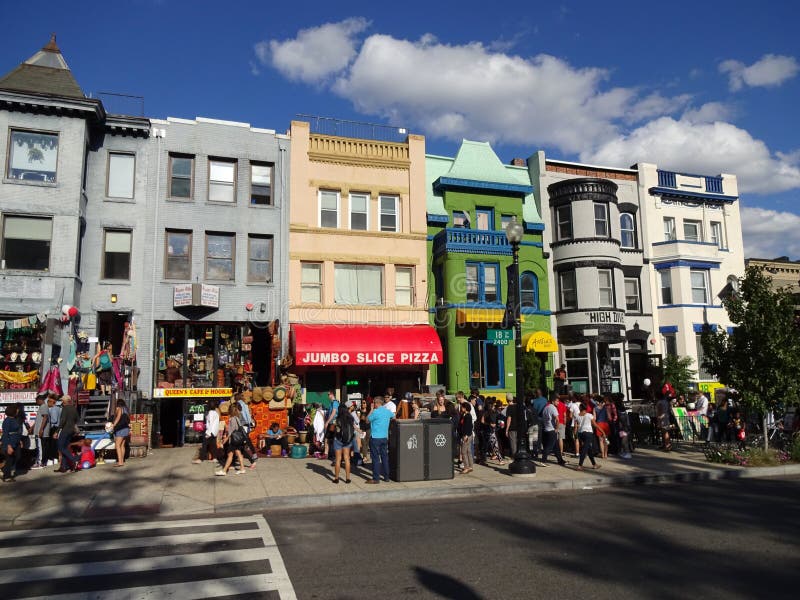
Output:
top-left (662, 354), bottom-right (696, 400)
top-left (701, 266), bottom-right (800, 450)
top-left (521, 351), bottom-right (543, 396)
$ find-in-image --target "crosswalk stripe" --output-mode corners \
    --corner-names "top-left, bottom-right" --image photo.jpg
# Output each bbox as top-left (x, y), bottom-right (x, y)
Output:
top-left (0, 515), bottom-right (296, 600)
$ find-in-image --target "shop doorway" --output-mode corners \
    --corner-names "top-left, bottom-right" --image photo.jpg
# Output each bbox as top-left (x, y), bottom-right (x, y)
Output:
top-left (628, 342), bottom-right (649, 400)
top-left (97, 311), bottom-right (130, 355)
top-left (251, 327), bottom-right (271, 386)
top-left (159, 398), bottom-right (183, 447)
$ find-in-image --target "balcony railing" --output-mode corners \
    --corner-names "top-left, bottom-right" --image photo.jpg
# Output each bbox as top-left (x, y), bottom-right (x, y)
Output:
top-left (433, 228), bottom-right (511, 257)
top-left (657, 169), bottom-right (725, 195)
top-left (298, 114), bottom-right (411, 143)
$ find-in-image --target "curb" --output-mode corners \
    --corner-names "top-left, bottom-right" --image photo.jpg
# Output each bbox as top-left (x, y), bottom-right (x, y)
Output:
top-left (212, 462), bottom-right (800, 515)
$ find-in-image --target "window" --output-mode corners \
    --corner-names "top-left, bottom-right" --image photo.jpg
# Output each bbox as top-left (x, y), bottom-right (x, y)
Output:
top-left (102, 229), bottom-right (131, 280)
top-left (557, 206), bottom-right (572, 240)
top-left (594, 203), bottom-right (609, 237)
top-left (663, 217), bottom-right (676, 241)
top-left (624, 277), bottom-right (641, 312)
top-left (250, 162), bottom-right (273, 205)
top-left (7, 130), bottom-right (58, 183)
top-left (500, 214), bottom-right (514, 230)
top-left (598, 269), bottom-right (615, 308)
top-left (319, 190), bottom-right (339, 228)
top-left (301, 263), bottom-right (322, 303)
top-left (165, 230), bottom-right (191, 279)
top-left (169, 155), bottom-right (194, 198)
top-left (520, 271), bottom-right (538, 309)
top-left (565, 348), bottom-right (589, 394)
top-left (683, 219), bottom-right (702, 242)
top-left (663, 333), bottom-right (678, 357)
top-left (208, 159), bottom-right (236, 203)
top-left (1, 216), bottom-right (51, 270)
top-left (620, 213), bottom-right (636, 248)
top-left (468, 339), bottom-right (504, 388)
top-left (465, 262), bottom-right (499, 303)
top-left (206, 233), bottom-right (235, 280)
top-left (710, 221), bottom-right (723, 248)
top-left (598, 343), bottom-right (622, 394)
top-left (395, 266), bottom-right (414, 306)
top-left (476, 208), bottom-right (493, 231)
top-left (247, 235), bottom-right (273, 283)
top-left (349, 193), bottom-right (369, 230)
top-left (106, 152), bottom-right (135, 199)
top-left (690, 269), bottom-right (709, 304)
top-left (696, 334), bottom-right (713, 379)
top-left (379, 195), bottom-right (399, 232)
top-left (334, 264), bottom-right (383, 305)
top-left (660, 270), bottom-right (673, 305)
top-left (453, 210), bottom-right (470, 228)
top-left (559, 270), bottom-right (577, 310)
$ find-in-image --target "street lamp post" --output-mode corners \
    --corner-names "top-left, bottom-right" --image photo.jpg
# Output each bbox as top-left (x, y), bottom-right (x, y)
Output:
top-left (505, 217), bottom-right (536, 476)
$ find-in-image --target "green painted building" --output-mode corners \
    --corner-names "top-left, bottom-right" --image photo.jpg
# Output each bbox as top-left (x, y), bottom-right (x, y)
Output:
top-left (426, 141), bottom-right (554, 396)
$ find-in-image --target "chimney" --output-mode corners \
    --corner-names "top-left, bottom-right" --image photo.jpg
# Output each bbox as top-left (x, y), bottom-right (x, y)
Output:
top-left (510, 158), bottom-right (526, 167)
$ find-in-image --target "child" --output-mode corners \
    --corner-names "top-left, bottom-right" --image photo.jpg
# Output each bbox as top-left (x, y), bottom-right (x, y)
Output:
top-left (77, 439), bottom-right (96, 470)
top-left (732, 411), bottom-right (746, 450)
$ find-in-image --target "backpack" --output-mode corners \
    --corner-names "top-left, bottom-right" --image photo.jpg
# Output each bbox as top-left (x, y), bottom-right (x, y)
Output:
top-left (336, 413), bottom-right (354, 444)
top-left (525, 406), bottom-right (537, 427)
top-left (98, 351), bottom-right (112, 371)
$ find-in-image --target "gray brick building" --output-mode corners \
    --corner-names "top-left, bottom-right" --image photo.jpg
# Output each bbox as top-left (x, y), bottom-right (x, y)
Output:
top-left (1, 38), bottom-right (289, 427)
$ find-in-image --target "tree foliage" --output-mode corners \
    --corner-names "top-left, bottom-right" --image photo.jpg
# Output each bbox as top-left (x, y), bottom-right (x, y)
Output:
top-left (662, 354), bottom-right (696, 400)
top-left (701, 266), bottom-right (800, 418)
top-left (521, 351), bottom-right (543, 396)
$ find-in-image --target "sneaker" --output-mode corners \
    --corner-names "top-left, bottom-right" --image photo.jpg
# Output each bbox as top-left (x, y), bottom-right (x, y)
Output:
top-left (621, 452), bottom-right (632, 459)
top-left (46, 460), bottom-right (55, 466)
top-left (215, 470), bottom-right (226, 477)
top-left (235, 469), bottom-right (246, 475)
top-left (30, 463), bottom-right (44, 470)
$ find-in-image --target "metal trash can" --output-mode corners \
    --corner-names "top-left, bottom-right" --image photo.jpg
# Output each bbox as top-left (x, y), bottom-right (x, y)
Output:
top-left (389, 419), bottom-right (425, 482)
top-left (424, 418), bottom-right (454, 480)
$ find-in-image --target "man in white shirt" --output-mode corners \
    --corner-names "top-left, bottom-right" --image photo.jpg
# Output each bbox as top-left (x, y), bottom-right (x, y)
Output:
top-left (384, 390), bottom-right (398, 416)
top-left (567, 393), bottom-right (581, 457)
top-left (694, 391), bottom-right (709, 441)
top-left (194, 399), bottom-right (220, 464)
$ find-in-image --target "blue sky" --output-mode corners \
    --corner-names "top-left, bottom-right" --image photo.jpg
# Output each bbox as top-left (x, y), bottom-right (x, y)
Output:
top-left (2, 0), bottom-right (798, 259)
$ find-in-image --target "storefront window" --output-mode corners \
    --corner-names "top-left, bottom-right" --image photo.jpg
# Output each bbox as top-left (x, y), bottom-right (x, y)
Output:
top-left (155, 322), bottom-right (257, 390)
top-left (0, 316), bottom-right (45, 391)
top-left (565, 348), bottom-right (589, 393)
top-left (468, 339), bottom-right (504, 388)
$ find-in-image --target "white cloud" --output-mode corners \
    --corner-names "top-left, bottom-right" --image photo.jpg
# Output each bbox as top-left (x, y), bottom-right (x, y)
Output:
top-left (582, 117), bottom-right (800, 195)
top-left (255, 17), bottom-right (370, 84)
top-left (681, 102), bottom-right (734, 124)
top-left (719, 54), bottom-right (799, 91)
top-left (741, 207), bottom-right (800, 260)
top-left (264, 23), bottom-right (800, 197)
top-left (329, 34), bottom-right (688, 154)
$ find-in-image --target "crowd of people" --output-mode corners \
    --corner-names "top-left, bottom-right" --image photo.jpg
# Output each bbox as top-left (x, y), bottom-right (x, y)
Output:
top-left (0, 392), bottom-right (131, 482)
top-left (292, 387), bottom-right (636, 481)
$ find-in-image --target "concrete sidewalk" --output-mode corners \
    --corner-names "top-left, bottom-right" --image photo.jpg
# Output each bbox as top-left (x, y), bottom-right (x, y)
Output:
top-left (2, 445), bottom-right (799, 526)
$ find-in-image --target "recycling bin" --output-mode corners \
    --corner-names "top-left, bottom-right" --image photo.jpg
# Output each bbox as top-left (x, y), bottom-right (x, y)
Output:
top-left (389, 419), bottom-right (425, 482)
top-left (424, 418), bottom-right (454, 480)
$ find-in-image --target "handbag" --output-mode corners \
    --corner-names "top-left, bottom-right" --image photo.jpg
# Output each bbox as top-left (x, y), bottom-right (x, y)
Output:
top-left (230, 428), bottom-right (247, 446)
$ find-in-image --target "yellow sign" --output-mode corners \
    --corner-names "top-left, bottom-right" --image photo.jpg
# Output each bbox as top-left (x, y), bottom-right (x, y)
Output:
top-left (456, 309), bottom-right (525, 326)
top-left (697, 381), bottom-right (724, 395)
top-left (523, 331), bottom-right (558, 353)
top-left (152, 387), bottom-right (232, 398)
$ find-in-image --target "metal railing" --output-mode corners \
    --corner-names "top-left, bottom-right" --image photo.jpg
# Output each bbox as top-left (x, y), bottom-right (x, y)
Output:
top-left (432, 228), bottom-right (512, 257)
top-left (298, 114), bottom-right (410, 142)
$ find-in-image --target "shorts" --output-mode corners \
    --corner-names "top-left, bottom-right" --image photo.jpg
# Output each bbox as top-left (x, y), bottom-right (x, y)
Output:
top-left (557, 424), bottom-right (566, 440)
top-left (97, 370), bottom-right (113, 385)
top-left (333, 438), bottom-right (356, 452)
top-left (114, 427), bottom-right (130, 438)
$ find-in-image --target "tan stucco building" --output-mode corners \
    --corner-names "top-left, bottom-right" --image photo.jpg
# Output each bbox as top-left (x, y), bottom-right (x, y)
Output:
top-left (287, 121), bottom-right (440, 405)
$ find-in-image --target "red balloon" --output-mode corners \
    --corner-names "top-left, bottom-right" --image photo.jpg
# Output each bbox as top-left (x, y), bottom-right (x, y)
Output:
top-left (68, 306), bottom-right (79, 318)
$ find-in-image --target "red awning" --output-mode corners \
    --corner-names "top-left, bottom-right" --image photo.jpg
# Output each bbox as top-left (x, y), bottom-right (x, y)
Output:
top-left (292, 324), bottom-right (443, 366)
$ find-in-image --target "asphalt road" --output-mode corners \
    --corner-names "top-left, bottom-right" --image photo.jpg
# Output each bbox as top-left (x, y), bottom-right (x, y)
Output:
top-left (270, 476), bottom-right (800, 600)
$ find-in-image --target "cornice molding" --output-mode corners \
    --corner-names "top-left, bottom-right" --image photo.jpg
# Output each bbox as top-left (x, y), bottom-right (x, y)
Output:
top-left (290, 251), bottom-right (421, 265)
top-left (289, 225), bottom-right (426, 241)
